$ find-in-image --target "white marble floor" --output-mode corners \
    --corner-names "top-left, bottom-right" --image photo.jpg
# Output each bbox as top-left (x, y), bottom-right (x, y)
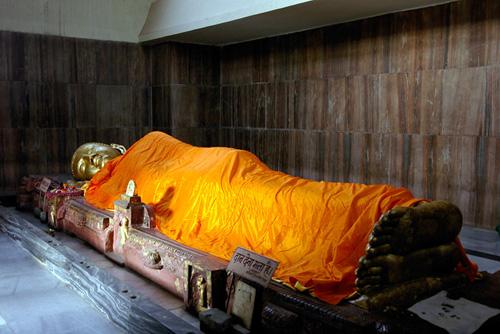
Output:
top-left (460, 225), bottom-right (500, 258)
top-left (0, 231), bottom-right (123, 334)
top-left (16, 211), bottom-right (200, 329)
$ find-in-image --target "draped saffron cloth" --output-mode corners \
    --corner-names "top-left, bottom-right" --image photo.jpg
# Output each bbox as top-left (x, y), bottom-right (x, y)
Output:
top-left (85, 131), bottom-right (476, 304)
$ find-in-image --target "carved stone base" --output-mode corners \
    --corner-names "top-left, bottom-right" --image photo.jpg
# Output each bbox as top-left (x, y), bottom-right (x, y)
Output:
top-left (46, 189), bottom-right (84, 230)
top-left (63, 198), bottom-right (114, 253)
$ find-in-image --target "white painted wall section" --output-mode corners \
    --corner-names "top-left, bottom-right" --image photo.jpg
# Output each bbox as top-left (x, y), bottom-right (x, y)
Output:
top-left (0, 0), bottom-right (153, 42)
top-left (140, 0), bottom-right (313, 42)
top-left (140, 0), bottom-right (457, 45)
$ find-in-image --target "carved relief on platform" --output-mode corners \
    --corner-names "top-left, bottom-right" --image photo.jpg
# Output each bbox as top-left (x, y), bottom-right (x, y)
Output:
top-left (65, 205), bottom-right (86, 227)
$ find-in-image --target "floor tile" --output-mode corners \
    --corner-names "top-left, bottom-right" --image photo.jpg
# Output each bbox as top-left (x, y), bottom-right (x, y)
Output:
top-left (0, 230), bottom-right (123, 334)
top-left (469, 255), bottom-right (500, 274)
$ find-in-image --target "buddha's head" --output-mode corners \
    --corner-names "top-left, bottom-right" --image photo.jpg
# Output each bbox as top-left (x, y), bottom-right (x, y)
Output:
top-left (71, 143), bottom-right (126, 180)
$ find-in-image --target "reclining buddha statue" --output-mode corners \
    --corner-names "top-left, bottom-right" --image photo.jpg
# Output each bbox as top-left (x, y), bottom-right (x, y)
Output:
top-left (82, 131), bottom-right (477, 308)
top-left (71, 142), bottom-right (126, 181)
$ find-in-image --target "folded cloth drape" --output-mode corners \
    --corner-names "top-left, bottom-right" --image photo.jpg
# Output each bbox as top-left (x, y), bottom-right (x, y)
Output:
top-left (86, 131), bottom-right (451, 304)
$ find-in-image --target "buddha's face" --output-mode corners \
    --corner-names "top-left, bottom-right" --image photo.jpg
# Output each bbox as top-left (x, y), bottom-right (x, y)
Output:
top-left (71, 143), bottom-right (123, 180)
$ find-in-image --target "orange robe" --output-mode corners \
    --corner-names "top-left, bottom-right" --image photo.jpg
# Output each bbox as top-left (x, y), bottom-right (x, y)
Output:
top-left (85, 131), bottom-right (425, 304)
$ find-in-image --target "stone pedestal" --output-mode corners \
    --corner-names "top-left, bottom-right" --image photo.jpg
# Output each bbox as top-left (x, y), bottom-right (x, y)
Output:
top-left (63, 198), bottom-right (114, 253)
top-left (112, 193), bottom-right (227, 315)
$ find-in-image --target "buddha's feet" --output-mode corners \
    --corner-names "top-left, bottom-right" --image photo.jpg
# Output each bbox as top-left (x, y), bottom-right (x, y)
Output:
top-left (365, 200), bottom-right (462, 257)
top-left (355, 200), bottom-right (465, 307)
top-left (356, 242), bottom-right (460, 295)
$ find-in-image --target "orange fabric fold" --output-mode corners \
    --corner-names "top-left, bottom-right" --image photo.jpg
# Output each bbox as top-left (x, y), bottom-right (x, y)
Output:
top-left (85, 131), bottom-right (469, 304)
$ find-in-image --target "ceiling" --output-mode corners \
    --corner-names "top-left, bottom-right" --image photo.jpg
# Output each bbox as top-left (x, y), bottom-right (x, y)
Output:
top-left (140, 0), bottom-right (456, 46)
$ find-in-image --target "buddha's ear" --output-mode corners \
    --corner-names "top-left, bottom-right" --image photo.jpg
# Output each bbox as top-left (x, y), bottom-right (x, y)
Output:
top-left (110, 143), bottom-right (127, 154)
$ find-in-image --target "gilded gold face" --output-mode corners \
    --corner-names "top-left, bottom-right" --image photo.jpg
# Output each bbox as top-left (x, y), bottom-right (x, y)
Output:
top-left (71, 143), bottom-right (124, 180)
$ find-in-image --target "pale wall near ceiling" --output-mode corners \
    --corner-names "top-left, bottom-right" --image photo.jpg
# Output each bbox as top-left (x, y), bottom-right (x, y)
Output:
top-left (140, 0), bottom-right (456, 45)
top-left (140, 0), bottom-right (312, 42)
top-left (0, 0), bottom-right (153, 42)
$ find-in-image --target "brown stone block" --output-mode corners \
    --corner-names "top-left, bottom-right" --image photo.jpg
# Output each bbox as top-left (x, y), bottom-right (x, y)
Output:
top-left (96, 85), bottom-right (132, 128)
top-left (45, 128), bottom-right (76, 175)
top-left (94, 127), bottom-right (144, 148)
top-left (229, 84), bottom-right (267, 128)
top-left (23, 128), bottom-right (48, 177)
top-left (294, 80), bottom-right (327, 130)
top-left (152, 86), bottom-right (171, 128)
top-left (268, 34), bottom-right (299, 82)
top-left (376, 72), bottom-right (416, 134)
top-left (323, 131), bottom-right (348, 182)
top-left (0, 31), bottom-right (11, 81)
top-left (484, 0), bottom-right (500, 66)
top-left (446, 0), bottom-right (499, 68)
top-left (96, 41), bottom-right (129, 85)
top-left (252, 39), bottom-right (271, 84)
top-left (0, 128), bottom-right (22, 163)
top-left (476, 137), bottom-right (500, 229)
top-left (258, 129), bottom-right (275, 171)
top-left (441, 67), bottom-right (486, 136)
top-left (217, 128), bottom-right (235, 148)
top-left (388, 11), bottom-right (418, 73)
top-left (0, 128), bottom-right (22, 190)
top-left (346, 75), bottom-right (377, 132)
top-left (128, 46), bottom-right (152, 85)
top-left (202, 128), bottom-right (222, 147)
top-left (75, 38), bottom-right (97, 84)
top-left (326, 78), bottom-right (347, 131)
top-left (350, 17), bottom-right (389, 75)
top-left (75, 128), bottom-right (97, 146)
top-left (286, 129), bottom-right (305, 177)
top-left (167, 43), bottom-right (191, 84)
top-left (415, 70), bottom-right (443, 135)
top-left (0, 32), bottom-right (25, 81)
top-left (261, 129), bottom-right (290, 173)
top-left (169, 85), bottom-right (219, 128)
top-left (220, 86), bottom-right (235, 127)
top-left (323, 23), bottom-right (351, 77)
top-left (151, 43), bottom-right (170, 85)
top-left (347, 132), bottom-right (370, 184)
top-left (221, 42), bottom-right (254, 85)
top-left (487, 66), bottom-right (500, 137)
top-left (40, 35), bottom-right (76, 83)
top-left (187, 44), bottom-right (220, 86)
top-left (153, 43), bottom-right (220, 85)
top-left (414, 4), bottom-right (448, 70)
top-left (170, 85), bottom-right (201, 128)
top-left (27, 83), bottom-right (70, 128)
top-left (366, 133), bottom-right (402, 187)
top-left (302, 130), bottom-right (325, 181)
top-left (68, 84), bottom-right (97, 128)
top-left (221, 38), bottom-right (269, 84)
top-left (171, 128), bottom-right (202, 146)
top-left (24, 33), bottom-right (42, 82)
top-left (406, 134), bottom-right (433, 200)
top-left (131, 86), bottom-right (151, 128)
top-left (197, 86), bottom-right (220, 128)
top-left (266, 82), bottom-right (294, 129)
top-left (296, 29), bottom-right (325, 80)
top-left (431, 135), bottom-right (478, 225)
top-left (0, 82), bottom-right (12, 128)
top-left (167, 43), bottom-right (220, 85)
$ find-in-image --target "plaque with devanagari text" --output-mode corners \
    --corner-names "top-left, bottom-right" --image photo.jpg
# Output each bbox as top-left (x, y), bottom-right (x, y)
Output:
top-left (38, 177), bottom-right (52, 192)
top-left (227, 247), bottom-right (279, 287)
